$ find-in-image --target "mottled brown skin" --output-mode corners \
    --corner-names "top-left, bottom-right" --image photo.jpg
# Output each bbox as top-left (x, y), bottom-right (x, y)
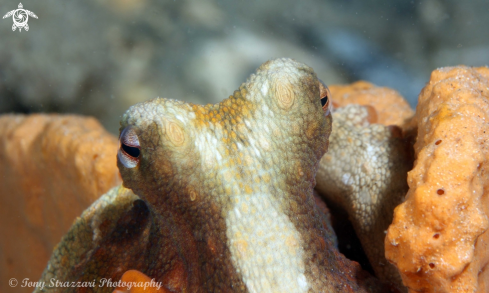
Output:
top-left (36, 59), bottom-right (390, 293)
top-left (315, 105), bottom-right (412, 291)
top-left (116, 58), bottom-right (386, 292)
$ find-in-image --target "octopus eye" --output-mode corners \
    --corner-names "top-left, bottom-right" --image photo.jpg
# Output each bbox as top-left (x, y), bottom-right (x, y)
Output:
top-left (319, 79), bottom-right (331, 115)
top-left (321, 95), bottom-right (329, 108)
top-left (118, 126), bottom-right (140, 168)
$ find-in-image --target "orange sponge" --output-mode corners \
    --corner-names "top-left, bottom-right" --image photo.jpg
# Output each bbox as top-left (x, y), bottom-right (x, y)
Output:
top-left (385, 66), bottom-right (489, 292)
top-left (114, 270), bottom-right (169, 293)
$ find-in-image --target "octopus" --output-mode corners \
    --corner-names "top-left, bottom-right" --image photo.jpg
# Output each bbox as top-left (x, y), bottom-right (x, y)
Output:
top-left (315, 104), bottom-right (413, 290)
top-left (34, 58), bottom-right (395, 292)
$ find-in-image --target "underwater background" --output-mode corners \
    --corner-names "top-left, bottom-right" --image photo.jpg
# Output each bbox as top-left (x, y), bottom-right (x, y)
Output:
top-left (1, 0), bottom-right (488, 133)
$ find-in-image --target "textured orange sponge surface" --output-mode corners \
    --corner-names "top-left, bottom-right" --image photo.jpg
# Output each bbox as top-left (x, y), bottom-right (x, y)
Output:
top-left (329, 81), bottom-right (414, 127)
top-left (385, 66), bottom-right (489, 292)
top-left (0, 114), bottom-right (121, 293)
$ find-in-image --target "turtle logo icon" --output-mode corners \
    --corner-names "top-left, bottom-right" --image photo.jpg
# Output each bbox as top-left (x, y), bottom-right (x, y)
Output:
top-left (3, 3), bottom-right (38, 32)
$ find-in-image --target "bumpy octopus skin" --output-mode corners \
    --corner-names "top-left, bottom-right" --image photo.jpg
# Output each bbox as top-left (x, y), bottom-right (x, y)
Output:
top-left (36, 58), bottom-right (391, 293)
top-left (315, 105), bottom-right (412, 289)
top-left (116, 58), bottom-right (383, 293)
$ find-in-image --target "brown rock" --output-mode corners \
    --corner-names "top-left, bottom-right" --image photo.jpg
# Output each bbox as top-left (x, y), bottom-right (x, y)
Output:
top-left (0, 114), bottom-right (121, 293)
top-left (385, 66), bottom-right (489, 292)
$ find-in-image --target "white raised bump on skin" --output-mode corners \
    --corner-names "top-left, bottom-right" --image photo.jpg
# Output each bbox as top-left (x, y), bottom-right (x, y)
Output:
top-left (253, 147), bottom-right (261, 158)
top-left (234, 207), bottom-right (242, 219)
top-left (215, 150), bottom-right (222, 161)
top-left (297, 274), bottom-right (308, 290)
top-left (342, 173), bottom-right (351, 185)
top-left (175, 114), bottom-right (185, 123)
top-left (244, 120), bottom-right (252, 129)
top-left (248, 137), bottom-right (261, 158)
top-left (261, 79), bottom-right (269, 97)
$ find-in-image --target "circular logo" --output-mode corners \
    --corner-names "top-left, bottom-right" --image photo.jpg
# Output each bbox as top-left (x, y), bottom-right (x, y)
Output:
top-left (13, 10), bottom-right (28, 26)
